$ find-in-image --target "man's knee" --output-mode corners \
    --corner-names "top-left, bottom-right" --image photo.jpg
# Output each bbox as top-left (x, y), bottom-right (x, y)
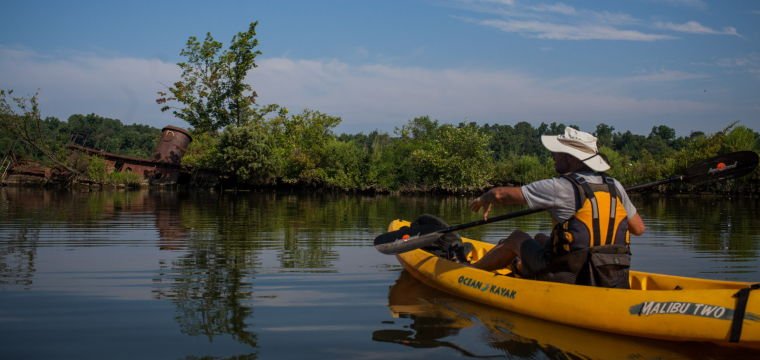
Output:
top-left (534, 233), bottom-right (550, 246)
top-left (506, 229), bottom-right (533, 242)
top-left (497, 230), bottom-right (533, 252)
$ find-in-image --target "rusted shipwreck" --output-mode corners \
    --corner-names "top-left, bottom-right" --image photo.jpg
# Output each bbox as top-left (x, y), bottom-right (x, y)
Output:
top-left (1, 126), bottom-right (194, 186)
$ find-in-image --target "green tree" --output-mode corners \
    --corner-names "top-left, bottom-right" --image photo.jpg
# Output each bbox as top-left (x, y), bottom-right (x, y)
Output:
top-left (180, 130), bottom-right (221, 170)
top-left (594, 123), bottom-right (615, 148)
top-left (275, 110), bottom-right (342, 185)
top-left (645, 125), bottom-right (676, 157)
top-left (320, 138), bottom-right (367, 190)
top-left (513, 121), bottom-right (544, 155)
top-left (649, 125), bottom-right (676, 143)
top-left (613, 131), bottom-right (647, 160)
top-left (482, 123), bottom-right (516, 161)
top-left (157, 22), bottom-right (271, 132)
top-left (722, 126), bottom-right (757, 152)
top-left (86, 155), bottom-right (108, 184)
top-left (493, 154), bottom-right (553, 186)
top-left (407, 121), bottom-right (494, 192)
top-left (67, 113), bottom-right (160, 157)
top-left (600, 147), bottom-right (630, 181)
top-left (398, 116), bottom-right (439, 139)
top-left (217, 120), bottom-right (281, 185)
top-left (363, 131), bottom-right (398, 190)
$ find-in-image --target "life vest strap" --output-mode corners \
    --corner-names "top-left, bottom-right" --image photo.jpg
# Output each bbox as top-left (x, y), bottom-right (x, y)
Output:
top-left (605, 176), bottom-right (617, 245)
top-left (571, 174), bottom-right (602, 247)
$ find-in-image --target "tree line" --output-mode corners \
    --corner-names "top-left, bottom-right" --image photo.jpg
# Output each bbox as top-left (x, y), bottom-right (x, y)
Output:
top-left (3, 94), bottom-right (758, 193)
top-left (2, 21), bottom-right (758, 193)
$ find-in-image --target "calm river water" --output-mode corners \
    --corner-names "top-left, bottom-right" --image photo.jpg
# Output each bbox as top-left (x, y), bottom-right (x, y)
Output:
top-left (1, 188), bottom-right (759, 359)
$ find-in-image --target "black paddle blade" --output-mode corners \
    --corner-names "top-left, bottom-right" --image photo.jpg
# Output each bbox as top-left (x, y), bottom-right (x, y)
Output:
top-left (682, 151), bottom-right (759, 185)
top-left (374, 230), bottom-right (445, 255)
top-left (373, 222), bottom-right (443, 245)
top-left (374, 222), bottom-right (448, 255)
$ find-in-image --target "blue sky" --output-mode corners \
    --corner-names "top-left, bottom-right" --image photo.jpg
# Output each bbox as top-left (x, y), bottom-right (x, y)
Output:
top-left (1, 0), bottom-right (758, 136)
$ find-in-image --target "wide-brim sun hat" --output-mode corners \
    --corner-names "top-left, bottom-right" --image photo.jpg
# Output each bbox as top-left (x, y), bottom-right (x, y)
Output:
top-left (541, 127), bottom-right (610, 172)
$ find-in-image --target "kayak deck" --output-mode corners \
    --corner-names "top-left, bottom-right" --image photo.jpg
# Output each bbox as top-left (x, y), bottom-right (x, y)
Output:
top-left (464, 236), bottom-right (750, 291)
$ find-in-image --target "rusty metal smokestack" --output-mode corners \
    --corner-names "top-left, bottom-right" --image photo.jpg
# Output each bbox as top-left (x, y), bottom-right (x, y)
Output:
top-left (153, 126), bottom-right (192, 165)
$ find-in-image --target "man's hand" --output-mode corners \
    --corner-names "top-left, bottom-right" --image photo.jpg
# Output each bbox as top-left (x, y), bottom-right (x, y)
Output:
top-left (469, 191), bottom-right (496, 220)
top-left (469, 187), bottom-right (527, 220)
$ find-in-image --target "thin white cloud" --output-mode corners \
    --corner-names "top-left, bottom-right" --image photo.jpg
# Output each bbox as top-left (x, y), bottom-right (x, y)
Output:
top-left (454, 1), bottom-right (743, 41)
top-left (477, 19), bottom-right (673, 41)
top-left (455, 1), bottom-right (669, 41)
top-left (655, 21), bottom-right (740, 36)
top-left (626, 69), bottom-right (709, 82)
top-left (713, 53), bottom-right (760, 79)
top-left (653, 0), bottom-right (708, 10)
top-left (715, 56), bottom-right (753, 68)
top-left (470, 0), bottom-right (515, 6)
top-left (529, 3), bottom-right (577, 16)
top-left (589, 11), bottom-right (639, 26)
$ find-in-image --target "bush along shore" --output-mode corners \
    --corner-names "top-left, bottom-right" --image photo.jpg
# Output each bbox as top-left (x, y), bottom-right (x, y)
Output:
top-left (2, 101), bottom-right (758, 194)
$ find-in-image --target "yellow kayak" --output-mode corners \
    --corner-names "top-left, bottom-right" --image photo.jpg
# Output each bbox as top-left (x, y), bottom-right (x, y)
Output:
top-left (388, 219), bottom-right (760, 349)
top-left (384, 271), bottom-right (754, 359)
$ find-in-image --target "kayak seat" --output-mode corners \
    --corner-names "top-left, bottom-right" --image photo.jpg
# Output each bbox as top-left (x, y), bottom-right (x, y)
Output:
top-left (411, 214), bottom-right (471, 263)
top-left (451, 241), bottom-right (474, 264)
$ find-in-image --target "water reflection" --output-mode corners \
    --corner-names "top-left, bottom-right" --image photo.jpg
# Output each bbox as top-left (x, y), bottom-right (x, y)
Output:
top-left (638, 195), bottom-right (760, 256)
top-left (378, 271), bottom-right (758, 360)
top-left (1, 188), bottom-right (760, 359)
top-left (155, 206), bottom-right (259, 352)
top-left (154, 193), bottom-right (191, 250)
top-left (0, 227), bottom-right (38, 288)
top-left (153, 233), bottom-right (259, 350)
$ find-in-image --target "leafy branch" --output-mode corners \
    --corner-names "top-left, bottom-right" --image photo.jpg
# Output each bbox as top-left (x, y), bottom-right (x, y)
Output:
top-left (0, 90), bottom-right (82, 178)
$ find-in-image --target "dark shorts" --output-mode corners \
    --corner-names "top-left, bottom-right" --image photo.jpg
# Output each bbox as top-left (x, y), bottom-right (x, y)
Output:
top-left (518, 238), bottom-right (550, 276)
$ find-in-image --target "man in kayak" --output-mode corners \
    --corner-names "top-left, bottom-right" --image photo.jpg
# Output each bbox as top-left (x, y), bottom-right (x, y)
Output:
top-left (468, 127), bottom-right (645, 287)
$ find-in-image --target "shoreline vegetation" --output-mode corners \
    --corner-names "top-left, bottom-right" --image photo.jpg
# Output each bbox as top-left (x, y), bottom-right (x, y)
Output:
top-left (2, 101), bottom-right (758, 195)
top-left (2, 21), bottom-right (759, 195)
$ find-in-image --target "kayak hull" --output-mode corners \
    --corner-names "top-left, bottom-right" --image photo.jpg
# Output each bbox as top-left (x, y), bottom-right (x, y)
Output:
top-left (389, 219), bottom-right (760, 348)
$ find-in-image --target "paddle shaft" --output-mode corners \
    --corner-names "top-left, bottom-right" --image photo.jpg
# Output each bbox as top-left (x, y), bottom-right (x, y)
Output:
top-left (415, 208), bottom-right (542, 238)
top-left (397, 175), bottom-right (662, 239)
top-left (625, 175), bottom-right (682, 192)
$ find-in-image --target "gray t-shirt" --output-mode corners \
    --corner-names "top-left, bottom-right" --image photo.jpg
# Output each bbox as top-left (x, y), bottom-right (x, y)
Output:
top-left (521, 172), bottom-right (638, 224)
